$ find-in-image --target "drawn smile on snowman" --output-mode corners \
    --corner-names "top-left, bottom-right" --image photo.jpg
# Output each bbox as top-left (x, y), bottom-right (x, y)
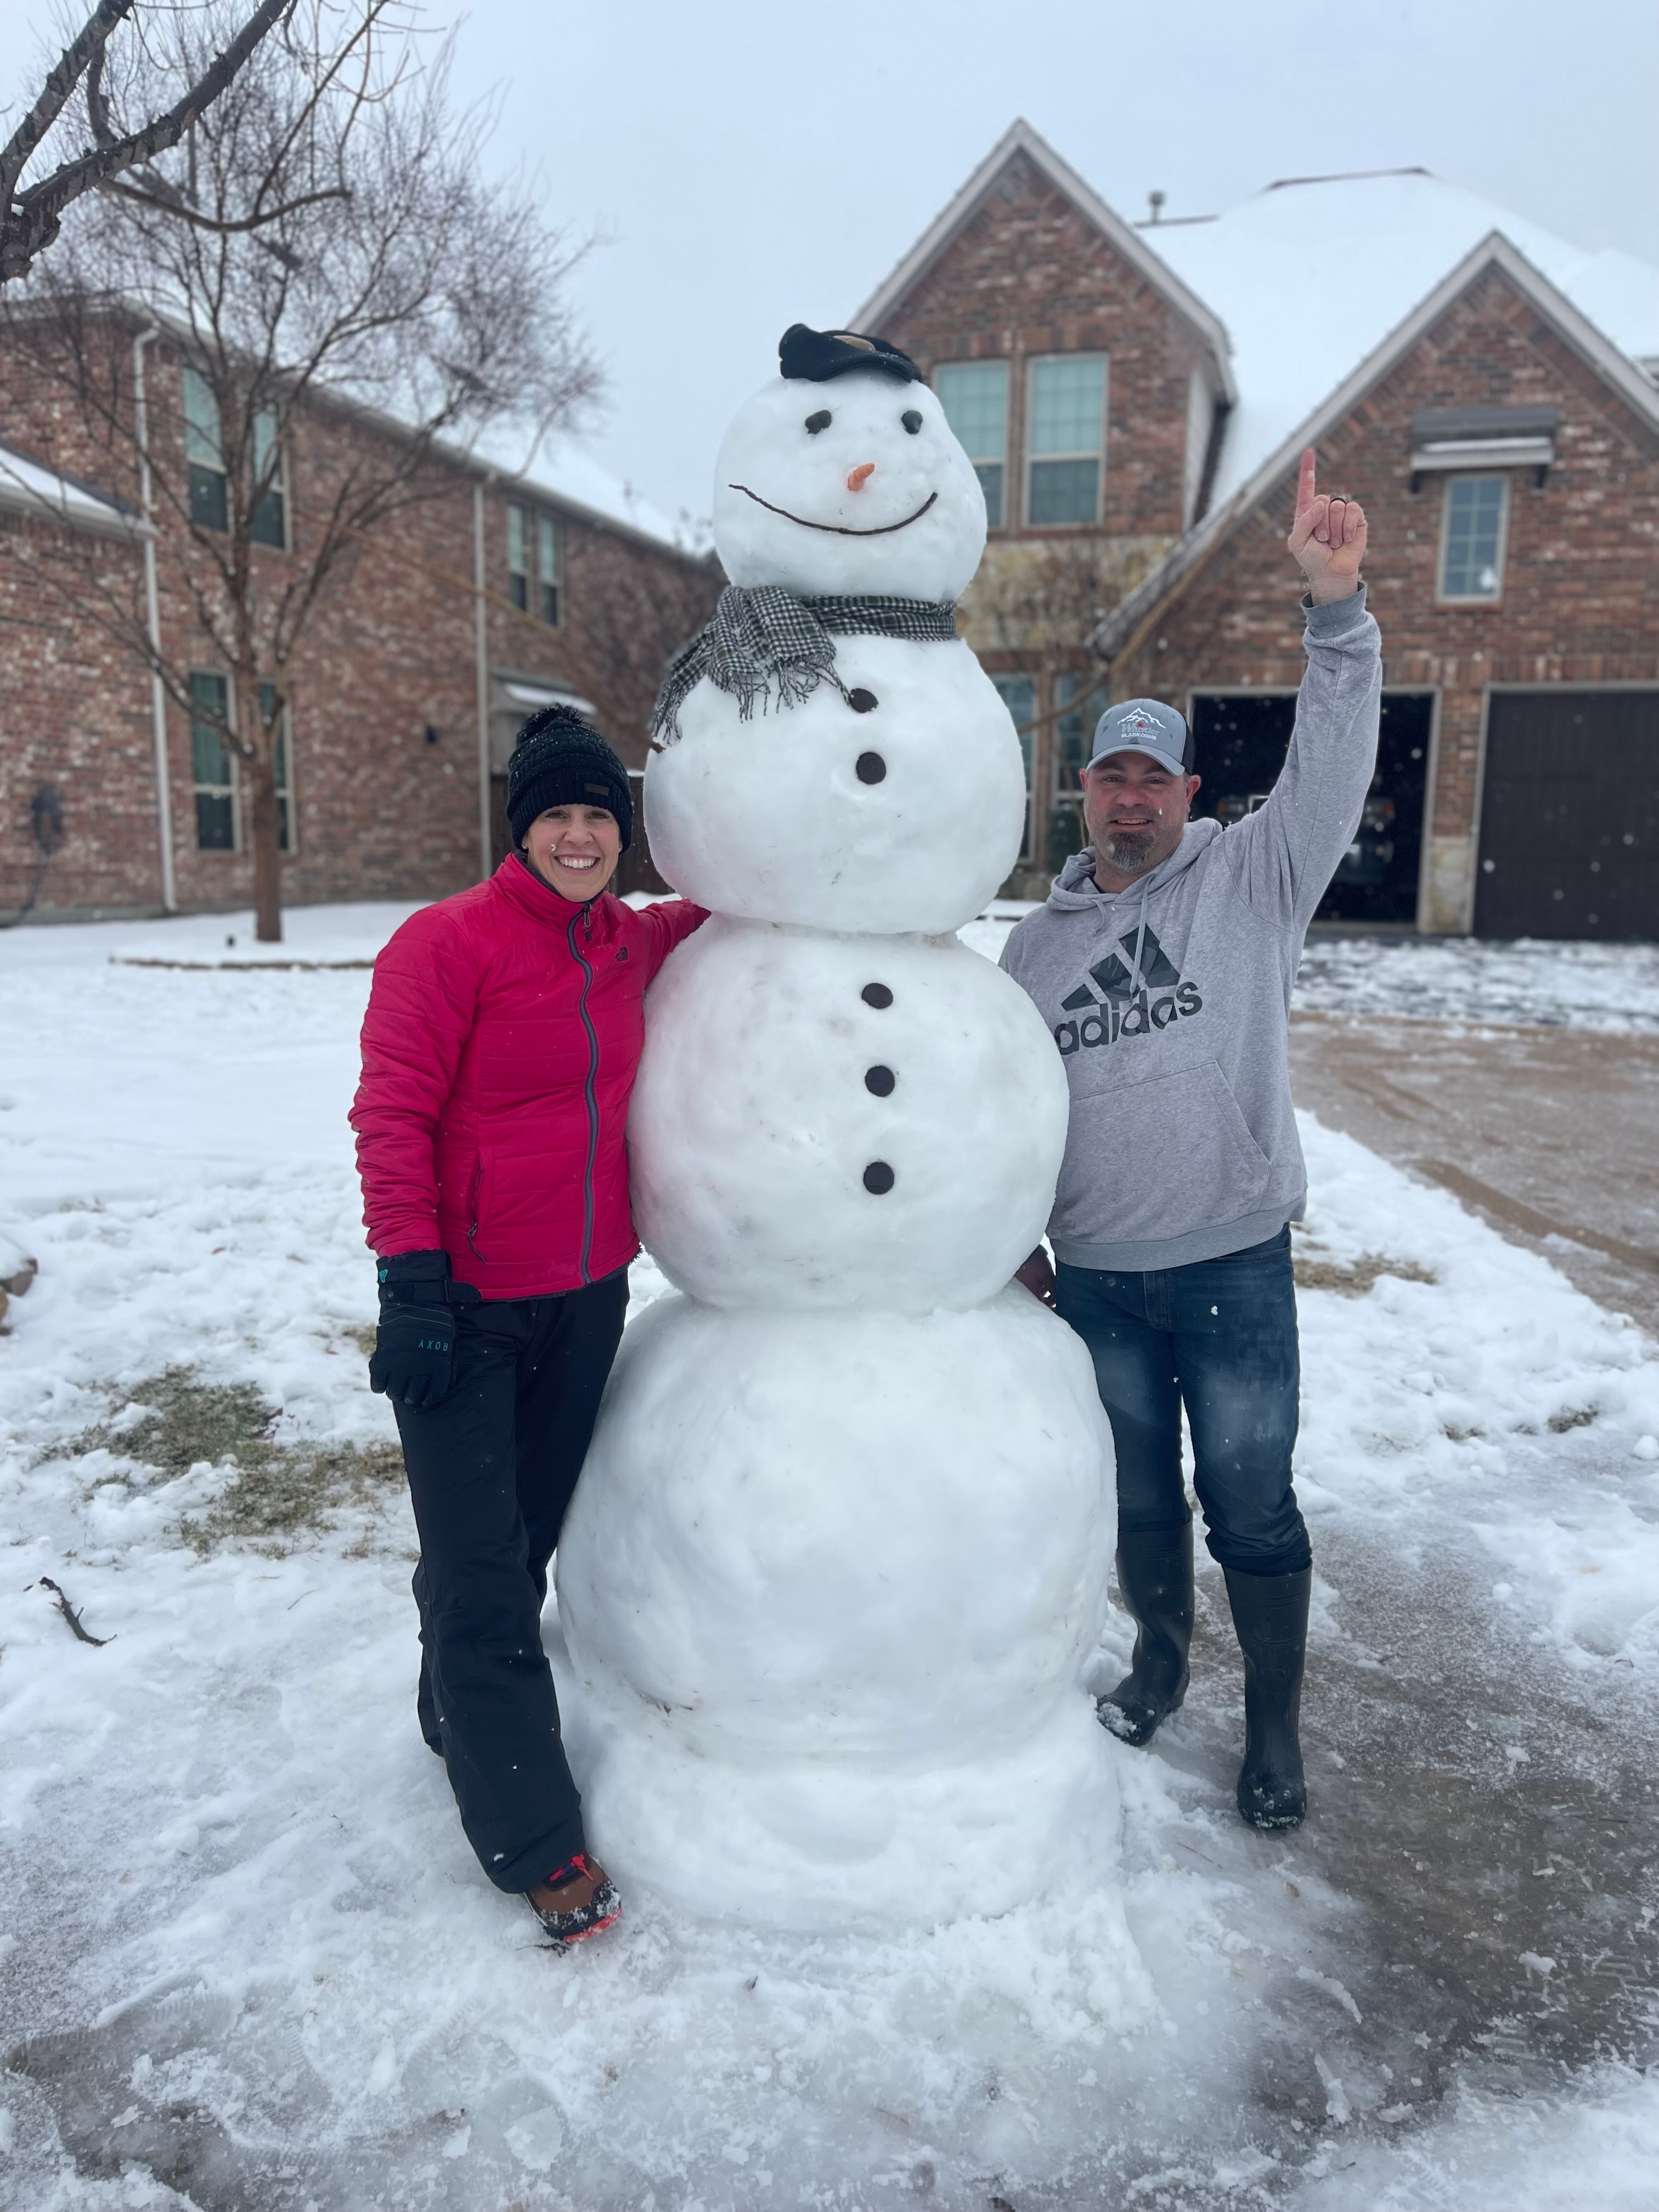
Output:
top-left (725, 479), bottom-right (939, 537)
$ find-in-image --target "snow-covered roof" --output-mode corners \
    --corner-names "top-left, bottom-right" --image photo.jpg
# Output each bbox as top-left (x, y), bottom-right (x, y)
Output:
top-left (1141, 169), bottom-right (1659, 504)
top-left (1092, 230), bottom-right (1659, 659)
top-left (0, 439), bottom-right (145, 538)
top-left (464, 421), bottom-right (699, 556)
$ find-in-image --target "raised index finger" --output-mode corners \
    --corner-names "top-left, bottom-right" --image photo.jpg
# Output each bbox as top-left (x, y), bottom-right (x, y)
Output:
top-left (1295, 447), bottom-right (1318, 521)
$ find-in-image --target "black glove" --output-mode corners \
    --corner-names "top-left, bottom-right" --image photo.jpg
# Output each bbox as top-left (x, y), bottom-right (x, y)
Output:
top-left (368, 1250), bottom-right (478, 1410)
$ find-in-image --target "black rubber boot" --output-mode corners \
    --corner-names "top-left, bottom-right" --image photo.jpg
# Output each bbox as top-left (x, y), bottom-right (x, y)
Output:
top-left (1224, 1565), bottom-right (1311, 1830)
top-left (1097, 1524), bottom-right (1194, 1747)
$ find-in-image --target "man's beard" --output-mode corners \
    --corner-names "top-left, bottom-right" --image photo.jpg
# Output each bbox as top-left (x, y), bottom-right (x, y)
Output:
top-left (1099, 825), bottom-right (1158, 875)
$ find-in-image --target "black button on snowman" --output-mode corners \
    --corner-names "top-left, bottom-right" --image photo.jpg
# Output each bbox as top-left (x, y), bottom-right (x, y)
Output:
top-left (555, 326), bottom-right (1119, 1932)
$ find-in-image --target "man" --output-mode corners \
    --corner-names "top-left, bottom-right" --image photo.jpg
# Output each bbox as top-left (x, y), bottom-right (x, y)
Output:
top-left (1001, 450), bottom-right (1378, 1831)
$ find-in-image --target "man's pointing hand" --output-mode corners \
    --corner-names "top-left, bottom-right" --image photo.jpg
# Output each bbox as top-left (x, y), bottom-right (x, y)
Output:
top-left (1288, 447), bottom-right (1367, 603)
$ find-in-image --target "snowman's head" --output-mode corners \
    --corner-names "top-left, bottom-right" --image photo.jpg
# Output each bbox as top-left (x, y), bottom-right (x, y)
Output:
top-left (713, 351), bottom-right (986, 603)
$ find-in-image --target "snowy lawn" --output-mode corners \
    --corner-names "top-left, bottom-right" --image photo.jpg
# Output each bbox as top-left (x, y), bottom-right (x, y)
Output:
top-left (2, 903), bottom-right (1657, 2210)
top-left (969, 905), bottom-right (1659, 1035)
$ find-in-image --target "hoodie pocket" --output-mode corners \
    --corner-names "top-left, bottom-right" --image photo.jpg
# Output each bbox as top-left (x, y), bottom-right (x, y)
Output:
top-left (1055, 1056), bottom-right (1273, 1250)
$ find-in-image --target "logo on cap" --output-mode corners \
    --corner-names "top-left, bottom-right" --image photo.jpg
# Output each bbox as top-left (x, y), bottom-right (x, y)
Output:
top-left (1118, 707), bottom-right (1165, 738)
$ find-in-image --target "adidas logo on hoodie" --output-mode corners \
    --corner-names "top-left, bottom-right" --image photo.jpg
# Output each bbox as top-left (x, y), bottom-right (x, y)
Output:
top-left (1051, 923), bottom-right (1203, 1057)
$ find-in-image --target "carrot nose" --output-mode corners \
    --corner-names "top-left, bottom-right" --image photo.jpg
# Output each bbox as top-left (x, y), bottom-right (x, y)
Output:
top-left (847, 462), bottom-right (876, 492)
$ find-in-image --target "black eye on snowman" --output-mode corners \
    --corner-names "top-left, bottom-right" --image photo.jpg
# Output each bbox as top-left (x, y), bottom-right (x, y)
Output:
top-left (901, 409), bottom-right (922, 435)
top-left (805, 409), bottom-right (832, 435)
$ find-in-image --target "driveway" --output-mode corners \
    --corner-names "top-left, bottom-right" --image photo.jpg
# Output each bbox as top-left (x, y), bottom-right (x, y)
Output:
top-left (1290, 1012), bottom-right (1659, 1341)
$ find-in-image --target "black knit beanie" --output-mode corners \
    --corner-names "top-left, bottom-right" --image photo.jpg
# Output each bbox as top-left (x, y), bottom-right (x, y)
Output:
top-left (506, 706), bottom-right (633, 851)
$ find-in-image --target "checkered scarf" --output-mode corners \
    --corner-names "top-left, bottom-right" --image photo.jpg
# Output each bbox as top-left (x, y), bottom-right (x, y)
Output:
top-left (651, 585), bottom-right (958, 745)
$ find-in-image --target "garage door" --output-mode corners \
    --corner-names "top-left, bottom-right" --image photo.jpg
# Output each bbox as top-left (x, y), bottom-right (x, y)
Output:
top-left (1476, 691), bottom-right (1658, 939)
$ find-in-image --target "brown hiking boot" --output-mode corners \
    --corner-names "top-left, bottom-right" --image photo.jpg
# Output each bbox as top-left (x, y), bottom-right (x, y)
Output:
top-left (524, 1853), bottom-right (621, 1948)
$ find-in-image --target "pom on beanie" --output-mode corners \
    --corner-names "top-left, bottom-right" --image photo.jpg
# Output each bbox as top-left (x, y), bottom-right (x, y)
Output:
top-left (505, 706), bottom-right (633, 852)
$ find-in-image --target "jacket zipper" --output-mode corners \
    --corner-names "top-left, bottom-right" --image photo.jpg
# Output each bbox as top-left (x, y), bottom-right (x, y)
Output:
top-left (569, 905), bottom-right (600, 1284)
top-left (466, 1154), bottom-right (485, 1259)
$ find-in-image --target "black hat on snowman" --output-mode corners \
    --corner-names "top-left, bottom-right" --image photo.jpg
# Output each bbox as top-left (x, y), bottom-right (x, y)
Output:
top-left (778, 323), bottom-right (920, 385)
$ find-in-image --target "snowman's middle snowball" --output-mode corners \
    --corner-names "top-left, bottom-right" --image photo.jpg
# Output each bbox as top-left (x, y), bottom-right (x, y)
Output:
top-left (628, 918), bottom-right (1069, 1311)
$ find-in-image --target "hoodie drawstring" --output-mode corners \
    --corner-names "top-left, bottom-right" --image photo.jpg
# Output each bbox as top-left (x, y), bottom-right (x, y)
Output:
top-left (1126, 876), bottom-right (1153, 996)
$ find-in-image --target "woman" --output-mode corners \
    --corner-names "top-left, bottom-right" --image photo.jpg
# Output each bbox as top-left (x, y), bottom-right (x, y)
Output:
top-left (349, 705), bottom-right (706, 1946)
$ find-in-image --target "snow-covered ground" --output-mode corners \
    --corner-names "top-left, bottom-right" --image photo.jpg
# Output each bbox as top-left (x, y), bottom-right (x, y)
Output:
top-left (2, 903), bottom-right (1656, 2210)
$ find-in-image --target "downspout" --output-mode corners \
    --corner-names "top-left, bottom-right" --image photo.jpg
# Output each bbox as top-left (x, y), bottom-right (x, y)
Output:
top-left (131, 324), bottom-right (177, 912)
top-left (472, 472), bottom-right (495, 882)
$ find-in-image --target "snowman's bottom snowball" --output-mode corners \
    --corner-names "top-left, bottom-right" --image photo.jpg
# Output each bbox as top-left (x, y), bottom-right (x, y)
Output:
top-left (559, 1681), bottom-right (1120, 1931)
top-left (555, 1290), bottom-right (1120, 1927)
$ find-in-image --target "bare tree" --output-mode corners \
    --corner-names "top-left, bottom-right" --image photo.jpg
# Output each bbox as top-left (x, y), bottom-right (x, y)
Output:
top-left (1, 0), bottom-right (294, 285)
top-left (2, 0), bottom-right (599, 939)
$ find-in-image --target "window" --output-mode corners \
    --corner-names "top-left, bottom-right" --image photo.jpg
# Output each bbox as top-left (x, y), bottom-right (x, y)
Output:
top-left (537, 511), bottom-right (561, 625)
top-left (189, 674), bottom-right (294, 853)
top-left (1026, 353), bottom-right (1107, 526)
top-left (935, 360), bottom-right (1009, 527)
top-left (1053, 671), bottom-right (1106, 796)
top-left (1438, 475), bottom-right (1508, 601)
top-left (189, 671), bottom-right (235, 851)
top-left (507, 502), bottom-right (561, 623)
top-left (259, 681), bottom-right (295, 853)
top-left (181, 364), bottom-right (285, 546)
top-left (183, 366), bottom-right (228, 533)
top-left (992, 673), bottom-right (1037, 860)
top-left (507, 502), bottom-right (529, 610)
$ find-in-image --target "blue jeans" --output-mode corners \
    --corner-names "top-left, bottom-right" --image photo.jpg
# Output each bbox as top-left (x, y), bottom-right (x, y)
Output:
top-left (1055, 1226), bottom-right (1311, 1578)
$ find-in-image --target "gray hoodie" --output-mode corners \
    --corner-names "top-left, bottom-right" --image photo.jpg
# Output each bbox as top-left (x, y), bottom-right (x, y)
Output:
top-left (1000, 589), bottom-right (1382, 1272)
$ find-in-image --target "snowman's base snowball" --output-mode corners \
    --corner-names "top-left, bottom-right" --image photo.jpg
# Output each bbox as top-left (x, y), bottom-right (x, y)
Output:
top-left (558, 1680), bottom-right (1120, 1932)
top-left (555, 1289), bottom-right (1120, 1929)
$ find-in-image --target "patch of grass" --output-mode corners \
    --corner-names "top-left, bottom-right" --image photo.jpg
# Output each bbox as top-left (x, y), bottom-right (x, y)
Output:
top-left (66, 1367), bottom-right (403, 1553)
top-left (1293, 1251), bottom-right (1438, 1297)
top-left (1547, 1404), bottom-right (1598, 1434)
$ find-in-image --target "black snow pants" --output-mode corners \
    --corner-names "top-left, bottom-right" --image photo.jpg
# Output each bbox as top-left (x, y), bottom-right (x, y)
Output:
top-left (392, 1267), bottom-right (629, 1893)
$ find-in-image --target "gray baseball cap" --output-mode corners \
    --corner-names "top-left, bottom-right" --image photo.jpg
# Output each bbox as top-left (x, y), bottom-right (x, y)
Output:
top-left (1088, 698), bottom-right (1194, 778)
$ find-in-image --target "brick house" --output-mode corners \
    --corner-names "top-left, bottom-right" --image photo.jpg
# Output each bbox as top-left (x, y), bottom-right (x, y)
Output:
top-left (0, 318), bottom-right (717, 922)
top-left (852, 122), bottom-right (1659, 935)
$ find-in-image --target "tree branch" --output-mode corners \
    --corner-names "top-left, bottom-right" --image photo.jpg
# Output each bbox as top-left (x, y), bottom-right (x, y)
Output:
top-left (2, 0), bottom-right (292, 284)
top-left (0, 0), bottom-right (134, 208)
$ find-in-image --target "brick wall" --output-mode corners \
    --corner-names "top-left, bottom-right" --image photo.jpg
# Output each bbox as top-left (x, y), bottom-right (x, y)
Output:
top-left (1109, 265), bottom-right (1659, 928)
top-left (0, 328), bottom-right (718, 921)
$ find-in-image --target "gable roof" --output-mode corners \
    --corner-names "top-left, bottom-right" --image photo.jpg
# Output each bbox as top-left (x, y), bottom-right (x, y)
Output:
top-left (1142, 167), bottom-right (1659, 506)
top-left (849, 119), bottom-right (1237, 407)
top-left (1091, 230), bottom-right (1659, 662)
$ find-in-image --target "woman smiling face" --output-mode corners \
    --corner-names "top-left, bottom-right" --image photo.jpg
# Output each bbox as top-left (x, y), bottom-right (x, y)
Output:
top-left (523, 803), bottom-right (621, 901)
top-left (712, 370), bottom-right (986, 602)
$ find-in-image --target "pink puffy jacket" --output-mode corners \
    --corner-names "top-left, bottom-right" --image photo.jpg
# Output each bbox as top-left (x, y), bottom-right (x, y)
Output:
top-left (351, 856), bottom-right (707, 1299)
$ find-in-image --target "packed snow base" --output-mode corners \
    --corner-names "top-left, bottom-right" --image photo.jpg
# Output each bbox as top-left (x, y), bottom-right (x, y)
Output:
top-left (559, 1292), bottom-right (1115, 1926)
top-left (2, 907), bottom-right (1658, 2208)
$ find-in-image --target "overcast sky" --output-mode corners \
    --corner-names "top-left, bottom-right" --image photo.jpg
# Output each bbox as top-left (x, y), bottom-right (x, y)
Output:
top-left (4, 0), bottom-right (1656, 521)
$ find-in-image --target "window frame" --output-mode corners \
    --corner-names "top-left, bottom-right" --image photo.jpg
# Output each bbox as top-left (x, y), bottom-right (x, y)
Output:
top-left (1436, 472), bottom-right (1510, 605)
top-left (934, 358), bottom-right (1011, 529)
top-left (1024, 352), bottom-right (1108, 529)
top-left (189, 669), bottom-right (238, 854)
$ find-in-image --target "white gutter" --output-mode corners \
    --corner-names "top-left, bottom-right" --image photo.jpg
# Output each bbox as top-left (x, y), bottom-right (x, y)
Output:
top-left (472, 473), bottom-right (495, 881)
top-left (131, 324), bottom-right (177, 913)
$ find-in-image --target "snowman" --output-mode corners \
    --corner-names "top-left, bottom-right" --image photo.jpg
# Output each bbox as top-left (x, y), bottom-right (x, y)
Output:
top-left (555, 326), bottom-right (1119, 1930)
